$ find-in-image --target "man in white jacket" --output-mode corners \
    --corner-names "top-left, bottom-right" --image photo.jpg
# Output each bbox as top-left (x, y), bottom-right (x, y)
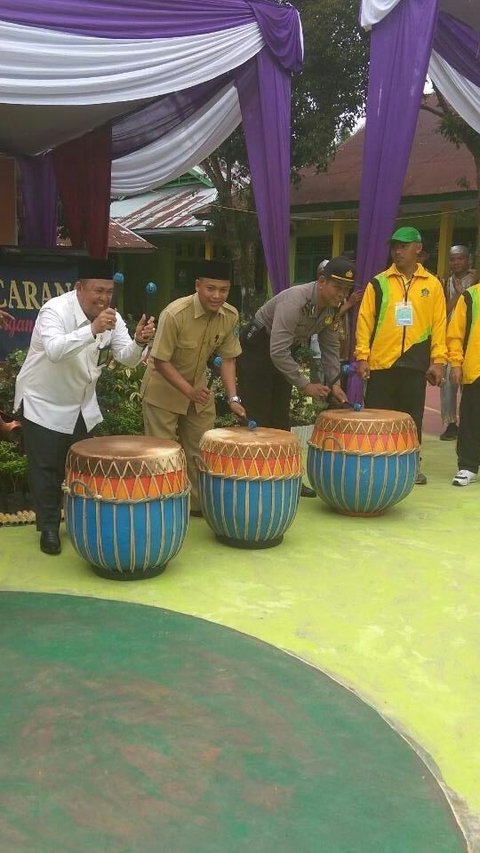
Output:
top-left (14, 258), bottom-right (155, 555)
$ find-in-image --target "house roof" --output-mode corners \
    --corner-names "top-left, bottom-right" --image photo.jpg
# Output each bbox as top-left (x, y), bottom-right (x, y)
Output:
top-left (111, 185), bottom-right (217, 233)
top-left (291, 98), bottom-right (477, 212)
top-left (58, 219), bottom-right (156, 252)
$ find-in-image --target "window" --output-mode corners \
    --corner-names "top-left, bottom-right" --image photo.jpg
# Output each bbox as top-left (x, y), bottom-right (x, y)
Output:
top-left (295, 236), bottom-right (332, 283)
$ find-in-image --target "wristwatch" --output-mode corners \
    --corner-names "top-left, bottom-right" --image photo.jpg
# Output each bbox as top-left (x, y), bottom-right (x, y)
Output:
top-left (228, 395), bottom-right (241, 404)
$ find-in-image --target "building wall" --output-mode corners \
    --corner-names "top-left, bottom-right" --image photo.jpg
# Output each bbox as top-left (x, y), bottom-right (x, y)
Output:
top-left (291, 209), bottom-right (477, 283)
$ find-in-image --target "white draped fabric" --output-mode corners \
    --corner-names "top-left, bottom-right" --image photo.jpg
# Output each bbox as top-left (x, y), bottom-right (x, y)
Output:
top-left (429, 51), bottom-right (480, 134)
top-left (0, 20), bottom-right (263, 105)
top-left (360, 0), bottom-right (402, 29)
top-left (111, 84), bottom-right (242, 195)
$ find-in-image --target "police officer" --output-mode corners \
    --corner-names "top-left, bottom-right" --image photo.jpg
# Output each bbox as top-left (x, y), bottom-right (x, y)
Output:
top-left (237, 257), bottom-right (355, 496)
top-left (141, 260), bottom-right (246, 516)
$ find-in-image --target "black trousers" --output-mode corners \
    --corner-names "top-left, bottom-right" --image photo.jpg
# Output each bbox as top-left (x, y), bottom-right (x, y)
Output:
top-left (457, 379), bottom-right (480, 473)
top-left (21, 414), bottom-right (89, 532)
top-left (365, 367), bottom-right (427, 443)
top-left (237, 327), bottom-right (292, 430)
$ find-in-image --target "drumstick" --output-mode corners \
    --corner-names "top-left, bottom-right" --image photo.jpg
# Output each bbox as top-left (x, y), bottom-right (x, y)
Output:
top-left (207, 355), bottom-right (223, 388)
top-left (111, 271), bottom-right (124, 309)
top-left (145, 281), bottom-right (157, 317)
top-left (326, 363), bottom-right (362, 410)
top-left (238, 416), bottom-right (257, 430)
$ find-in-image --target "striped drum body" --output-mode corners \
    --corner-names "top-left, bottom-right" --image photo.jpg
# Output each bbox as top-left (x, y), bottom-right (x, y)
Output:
top-left (307, 409), bottom-right (419, 516)
top-left (64, 436), bottom-right (189, 579)
top-left (197, 427), bottom-right (302, 548)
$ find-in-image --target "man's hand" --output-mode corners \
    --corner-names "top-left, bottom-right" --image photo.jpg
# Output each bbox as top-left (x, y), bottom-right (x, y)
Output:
top-left (91, 308), bottom-right (117, 336)
top-left (304, 382), bottom-right (331, 399)
top-left (356, 360), bottom-right (370, 380)
top-left (450, 367), bottom-right (463, 386)
top-left (229, 400), bottom-right (247, 419)
top-left (189, 385), bottom-right (211, 405)
top-left (135, 314), bottom-right (156, 345)
top-left (0, 309), bottom-right (14, 329)
top-left (330, 383), bottom-right (348, 404)
top-left (426, 363), bottom-right (445, 386)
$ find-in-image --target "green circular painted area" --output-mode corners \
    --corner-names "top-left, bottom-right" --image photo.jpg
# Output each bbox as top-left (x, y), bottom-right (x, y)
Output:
top-left (0, 593), bottom-right (464, 853)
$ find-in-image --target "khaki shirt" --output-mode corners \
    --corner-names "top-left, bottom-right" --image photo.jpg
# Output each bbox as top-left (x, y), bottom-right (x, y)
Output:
top-left (255, 281), bottom-right (341, 388)
top-left (141, 292), bottom-right (241, 415)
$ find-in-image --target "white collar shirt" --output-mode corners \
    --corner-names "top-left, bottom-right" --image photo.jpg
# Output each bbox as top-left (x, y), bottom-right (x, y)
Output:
top-left (14, 289), bottom-right (143, 434)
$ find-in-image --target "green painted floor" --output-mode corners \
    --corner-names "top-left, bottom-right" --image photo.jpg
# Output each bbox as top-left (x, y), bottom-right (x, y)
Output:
top-left (0, 593), bottom-right (465, 852)
top-left (0, 433), bottom-right (479, 850)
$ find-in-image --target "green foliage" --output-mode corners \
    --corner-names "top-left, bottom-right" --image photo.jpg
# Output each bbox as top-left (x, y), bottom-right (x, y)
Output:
top-left (94, 361), bottom-right (145, 436)
top-left (0, 441), bottom-right (28, 492)
top-left (0, 349), bottom-right (27, 415)
top-left (290, 385), bottom-right (327, 426)
top-left (291, 0), bottom-right (369, 172)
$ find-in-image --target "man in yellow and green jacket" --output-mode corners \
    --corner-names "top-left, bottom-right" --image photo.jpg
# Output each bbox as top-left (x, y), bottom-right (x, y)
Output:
top-left (447, 280), bottom-right (480, 486)
top-left (355, 226), bottom-right (447, 484)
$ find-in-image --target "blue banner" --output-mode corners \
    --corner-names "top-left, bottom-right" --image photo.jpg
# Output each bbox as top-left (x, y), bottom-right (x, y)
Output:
top-left (0, 263), bottom-right (77, 360)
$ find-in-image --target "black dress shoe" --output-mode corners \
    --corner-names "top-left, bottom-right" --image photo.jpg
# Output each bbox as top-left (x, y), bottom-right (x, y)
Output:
top-left (40, 530), bottom-right (61, 555)
top-left (300, 484), bottom-right (316, 498)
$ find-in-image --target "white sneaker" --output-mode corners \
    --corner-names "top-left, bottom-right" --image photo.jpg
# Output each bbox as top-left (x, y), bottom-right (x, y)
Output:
top-left (452, 469), bottom-right (478, 487)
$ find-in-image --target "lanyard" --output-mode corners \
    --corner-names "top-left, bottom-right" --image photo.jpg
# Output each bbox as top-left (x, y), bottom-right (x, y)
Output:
top-left (401, 276), bottom-right (413, 303)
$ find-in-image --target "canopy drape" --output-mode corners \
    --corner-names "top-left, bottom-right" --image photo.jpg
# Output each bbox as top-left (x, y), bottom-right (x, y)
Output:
top-left (0, 0), bottom-right (303, 294)
top-left (349, 0), bottom-right (480, 401)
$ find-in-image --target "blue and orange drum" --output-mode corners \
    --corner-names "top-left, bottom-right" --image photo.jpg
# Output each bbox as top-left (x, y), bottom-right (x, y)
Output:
top-left (197, 427), bottom-right (302, 548)
top-left (64, 436), bottom-right (189, 579)
top-left (307, 409), bottom-right (419, 516)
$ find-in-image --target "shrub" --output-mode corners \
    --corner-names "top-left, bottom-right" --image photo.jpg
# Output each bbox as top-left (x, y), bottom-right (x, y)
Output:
top-left (0, 441), bottom-right (28, 493)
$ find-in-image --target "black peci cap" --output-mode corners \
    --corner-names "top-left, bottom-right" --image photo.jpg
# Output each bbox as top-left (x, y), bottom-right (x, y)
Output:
top-left (77, 257), bottom-right (114, 281)
top-left (196, 260), bottom-right (232, 282)
top-left (322, 256), bottom-right (356, 285)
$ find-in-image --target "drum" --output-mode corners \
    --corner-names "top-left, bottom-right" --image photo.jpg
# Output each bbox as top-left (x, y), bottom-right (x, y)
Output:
top-left (197, 427), bottom-right (302, 548)
top-left (64, 436), bottom-right (189, 579)
top-left (307, 409), bottom-right (419, 516)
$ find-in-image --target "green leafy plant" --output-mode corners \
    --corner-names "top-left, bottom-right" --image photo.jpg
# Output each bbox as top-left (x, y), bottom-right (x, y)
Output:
top-left (0, 349), bottom-right (27, 415)
top-left (0, 441), bottom-right (28, 493)
top-left (95, 361), bottom-right (145, 436)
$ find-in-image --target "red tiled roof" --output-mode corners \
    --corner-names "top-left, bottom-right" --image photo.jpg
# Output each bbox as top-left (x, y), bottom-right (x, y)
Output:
top-left (58, 220), bottom-right (156, 252)
top-left (291, 98), bottom-right (477, 208)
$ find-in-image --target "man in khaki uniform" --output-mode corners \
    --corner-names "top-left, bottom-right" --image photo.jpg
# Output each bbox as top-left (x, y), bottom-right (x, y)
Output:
top-left (141, 261), bottom-right (246, 515)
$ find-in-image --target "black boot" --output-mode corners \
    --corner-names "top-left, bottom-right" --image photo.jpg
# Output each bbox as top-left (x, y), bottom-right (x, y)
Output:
top-left (300, 484), bottom-right (316, 498)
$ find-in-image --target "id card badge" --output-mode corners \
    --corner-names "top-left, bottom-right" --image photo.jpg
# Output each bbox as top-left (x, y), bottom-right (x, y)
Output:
top-left (395, 302), bottom-right (414, 327)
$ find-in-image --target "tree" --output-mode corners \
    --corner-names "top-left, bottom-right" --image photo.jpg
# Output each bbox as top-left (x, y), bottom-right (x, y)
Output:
top-left (202, 0), bottom-right (369, 316)
top-left (421, 89), bottom-right (480, 269)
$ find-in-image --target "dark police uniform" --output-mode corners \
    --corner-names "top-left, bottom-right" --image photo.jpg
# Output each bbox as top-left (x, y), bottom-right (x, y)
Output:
top-left (238, 282), bottom-right (342, 430)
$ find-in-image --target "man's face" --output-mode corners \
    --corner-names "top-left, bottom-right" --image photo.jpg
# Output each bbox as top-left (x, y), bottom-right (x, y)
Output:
top-left (319, 277), bottom-right (350, 307)
top-left (449, 253), bottom-right (469, 277)
top-left (76, 278), bottom-right (114, 320)
top-left (195, 277), bottom-right (231, 313)
top-left (390, 241), bottom-right (421, 272)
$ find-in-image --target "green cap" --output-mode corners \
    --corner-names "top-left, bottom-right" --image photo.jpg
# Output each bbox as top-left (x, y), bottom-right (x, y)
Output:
top-left (389, 226), bottom-right (422, 243)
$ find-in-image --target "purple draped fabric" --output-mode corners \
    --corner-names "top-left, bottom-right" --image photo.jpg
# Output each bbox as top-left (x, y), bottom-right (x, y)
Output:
top-left (17, 154), bottom-right (58, 247)
top-left (434, 12), bottom-right (480, 87)
top-left (0, 0), bottom-right (303, 70)
top-left (6, 1), bottom-right (302, 294)
top-left (349, 0), bottom-right (440, 402)
top-left (236, 50), bottom-right (291, 293)
top-left (112, 75), bottom-right (233, 159)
